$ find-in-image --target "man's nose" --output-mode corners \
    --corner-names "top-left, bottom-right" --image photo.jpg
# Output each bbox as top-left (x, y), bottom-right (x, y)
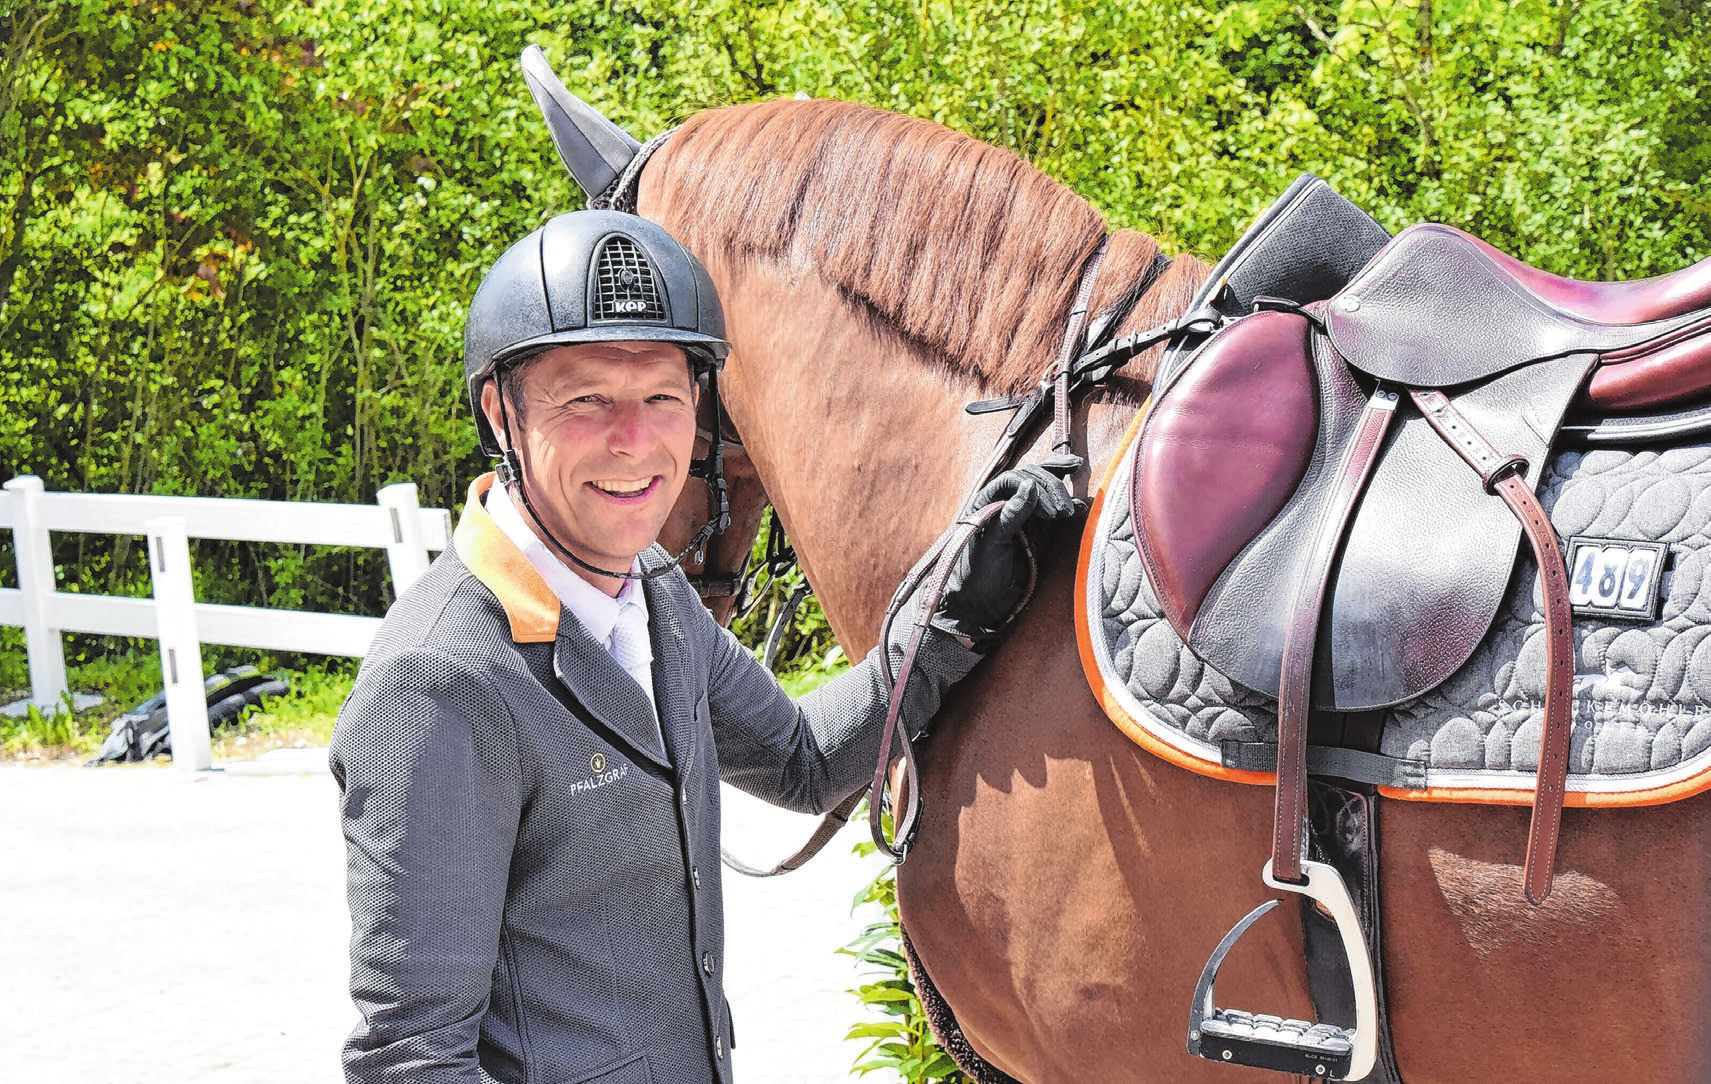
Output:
top-left (605, 401), bottom-right (650, 453)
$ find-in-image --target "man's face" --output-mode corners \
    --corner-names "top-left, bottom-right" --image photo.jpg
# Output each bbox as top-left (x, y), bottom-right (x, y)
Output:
top-left (483, 341), bottom-right (698, 589)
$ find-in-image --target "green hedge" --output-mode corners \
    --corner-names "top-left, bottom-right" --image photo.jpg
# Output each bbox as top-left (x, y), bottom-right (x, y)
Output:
top-left (3, 0), bottom-right (1707, 614)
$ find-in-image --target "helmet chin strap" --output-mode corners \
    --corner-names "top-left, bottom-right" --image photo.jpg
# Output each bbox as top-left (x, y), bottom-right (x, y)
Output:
top-left (491, 370), bottom-right (729, 584)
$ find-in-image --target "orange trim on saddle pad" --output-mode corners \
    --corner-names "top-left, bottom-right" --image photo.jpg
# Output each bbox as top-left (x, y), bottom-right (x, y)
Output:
top-left (1379, 776), bottom-right (1711, 809)
top-left (1074, 402), bottom-right (1711, 811)
top-left (454, 473), bottom-right (560, 644)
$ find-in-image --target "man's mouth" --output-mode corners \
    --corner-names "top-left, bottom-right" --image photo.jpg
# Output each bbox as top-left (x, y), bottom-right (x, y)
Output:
top-left (587, 477), bottom-right (661, 502)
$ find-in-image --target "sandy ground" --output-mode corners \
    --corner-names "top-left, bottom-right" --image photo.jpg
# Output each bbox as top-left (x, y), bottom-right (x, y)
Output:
top-left (0, 749), bottom-right (892, 1083)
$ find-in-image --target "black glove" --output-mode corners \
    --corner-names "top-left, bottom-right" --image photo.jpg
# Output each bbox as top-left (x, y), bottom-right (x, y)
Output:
top-left (933, 455), bottom-right (1083, 647)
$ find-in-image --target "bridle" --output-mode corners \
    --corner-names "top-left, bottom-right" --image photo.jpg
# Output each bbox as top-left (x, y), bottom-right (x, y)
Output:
top-left (682, 417), bottom-right (750, 600)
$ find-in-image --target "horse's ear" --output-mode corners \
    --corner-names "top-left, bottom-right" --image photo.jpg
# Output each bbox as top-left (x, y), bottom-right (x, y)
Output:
top-left (520, 44), bottom-right (641, 201)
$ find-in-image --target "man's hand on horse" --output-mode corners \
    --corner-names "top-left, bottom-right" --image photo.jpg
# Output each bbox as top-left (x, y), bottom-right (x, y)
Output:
top-left (936, 454), bottom-right (1084, 648)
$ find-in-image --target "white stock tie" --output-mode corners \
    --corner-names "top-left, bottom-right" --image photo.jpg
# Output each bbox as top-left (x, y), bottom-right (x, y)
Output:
top-left (607, 604), bottom-right (661, 747)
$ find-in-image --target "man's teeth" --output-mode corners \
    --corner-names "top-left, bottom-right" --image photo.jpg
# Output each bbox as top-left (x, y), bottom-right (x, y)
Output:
top-left (592, 479), bottom-right (652, 496)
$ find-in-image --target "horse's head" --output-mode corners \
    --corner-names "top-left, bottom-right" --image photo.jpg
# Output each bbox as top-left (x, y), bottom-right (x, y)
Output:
top-left (526, 53), bottom-right (1207, 649)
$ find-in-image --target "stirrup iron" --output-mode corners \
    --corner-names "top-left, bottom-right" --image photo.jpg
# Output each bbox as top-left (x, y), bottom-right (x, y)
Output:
top-left (1186, 859), bottom-right (1377, 1080)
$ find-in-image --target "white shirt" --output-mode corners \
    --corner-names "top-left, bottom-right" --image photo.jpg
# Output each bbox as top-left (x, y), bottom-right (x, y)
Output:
top-left (484, 482), bottom-right (660, 735)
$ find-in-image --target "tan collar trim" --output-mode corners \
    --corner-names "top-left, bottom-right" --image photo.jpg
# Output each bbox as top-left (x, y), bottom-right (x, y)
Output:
top-left (455, 473), bottom-right (559, 643)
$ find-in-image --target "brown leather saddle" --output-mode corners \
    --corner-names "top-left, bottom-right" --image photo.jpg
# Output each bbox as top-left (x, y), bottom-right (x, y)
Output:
top-left (1141, 184), bottom-right (1711, 1079)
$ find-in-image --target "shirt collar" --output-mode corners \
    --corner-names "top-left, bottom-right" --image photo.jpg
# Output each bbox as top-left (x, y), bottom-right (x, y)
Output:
top-left (484, 478), bottom-right (650, 651)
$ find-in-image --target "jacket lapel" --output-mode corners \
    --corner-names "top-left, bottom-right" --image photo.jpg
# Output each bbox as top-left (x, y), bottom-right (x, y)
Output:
top-left (642, 566), bottom-right (699, 778)
top-left (457, 472), bottom-right (671, 770)
top-left (552, 612), bottom-right (671, 770)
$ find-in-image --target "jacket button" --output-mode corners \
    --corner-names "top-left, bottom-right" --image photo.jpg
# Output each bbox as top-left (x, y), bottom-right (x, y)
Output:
top-left (715, 1035), bottom-right (724, 1060)
top-left (680, 790), bottom-right (688, 805)
top-left (692, 866), bottom-right (701, 889)
top-left (702, 951), bottom-right (715, 974)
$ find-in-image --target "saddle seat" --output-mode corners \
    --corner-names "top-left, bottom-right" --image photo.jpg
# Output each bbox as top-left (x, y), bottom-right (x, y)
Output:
top-left (1423, 227), bottom-right (1711, 411)
top-left (1319, 224), bottom-right (1711, 398)
top-left (1470, 231), bottom-right (1711, 325)
top-left (1139, 221), bottom-right (1711, 713)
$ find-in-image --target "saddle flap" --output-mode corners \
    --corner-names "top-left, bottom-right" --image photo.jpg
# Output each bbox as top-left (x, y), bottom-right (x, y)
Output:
top-left (1134, 298), bottom-right (1597, 710)
top-left (1326, 224), bottom-right (1701, 387)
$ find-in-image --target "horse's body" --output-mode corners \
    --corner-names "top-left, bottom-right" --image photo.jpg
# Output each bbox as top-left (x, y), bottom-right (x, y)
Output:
top-left (641, 99), bottom-right (1711, 1082)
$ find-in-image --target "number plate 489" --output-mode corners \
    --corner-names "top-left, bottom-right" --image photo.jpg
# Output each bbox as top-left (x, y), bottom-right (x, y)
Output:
top-left (1566, 537), bottom-right (1668, 621)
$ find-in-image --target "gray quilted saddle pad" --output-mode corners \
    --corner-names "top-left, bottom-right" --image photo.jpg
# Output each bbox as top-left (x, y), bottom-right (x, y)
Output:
top-left (1080, 429), bottom-right (1711, 805)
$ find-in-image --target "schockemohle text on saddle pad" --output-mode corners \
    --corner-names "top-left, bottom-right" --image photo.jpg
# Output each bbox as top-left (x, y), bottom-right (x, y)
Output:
top-left (1080, 428), bottom-right (1711, 806)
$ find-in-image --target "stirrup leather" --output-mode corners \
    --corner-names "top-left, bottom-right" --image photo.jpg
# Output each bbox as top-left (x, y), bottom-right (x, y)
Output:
top-left (1186, 859), bottom-right (1378, 1081)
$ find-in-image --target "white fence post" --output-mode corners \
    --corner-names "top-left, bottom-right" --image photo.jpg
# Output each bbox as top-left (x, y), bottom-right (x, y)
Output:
top-left (146, 516), bottom-right (212, 773)
top-left (4, 475), bottom-right (69, 712)
top-left (377, 482), bottom-right (430, 597)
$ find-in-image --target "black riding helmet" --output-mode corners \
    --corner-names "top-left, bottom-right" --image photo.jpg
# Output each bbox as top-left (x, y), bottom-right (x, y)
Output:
top-left (463, 209), bottom-right (735, 582)
top-left (463, 209), bottom-right (731, 456)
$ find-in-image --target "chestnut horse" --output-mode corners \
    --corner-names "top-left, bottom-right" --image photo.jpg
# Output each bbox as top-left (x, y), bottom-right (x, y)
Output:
top-left (639, 99), bottom-right (1711, 1082)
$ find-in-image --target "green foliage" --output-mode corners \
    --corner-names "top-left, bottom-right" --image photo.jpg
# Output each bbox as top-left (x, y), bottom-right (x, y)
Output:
top-left (842, 821), bottom-right (967, 1082)
top-left (626, 0), bottom-right (1710, 264)
top-left (4, 0), bottom-right (1706, 623)
top-left (0, 626), bottom-right (26, 692)
top-left (0, 642), bottom-right (162, 756)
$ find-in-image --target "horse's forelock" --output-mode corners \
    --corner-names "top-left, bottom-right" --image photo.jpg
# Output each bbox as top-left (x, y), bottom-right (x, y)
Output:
top-left (644, 98), bottom-right (1201, 398)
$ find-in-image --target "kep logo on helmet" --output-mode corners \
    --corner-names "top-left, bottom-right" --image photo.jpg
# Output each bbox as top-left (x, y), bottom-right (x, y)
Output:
top-left (592, 236), bottom-right (667, 321)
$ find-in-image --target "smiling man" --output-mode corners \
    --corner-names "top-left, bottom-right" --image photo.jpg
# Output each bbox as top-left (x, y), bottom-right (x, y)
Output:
top-left (329, 210), bottom-right (1078, 1084)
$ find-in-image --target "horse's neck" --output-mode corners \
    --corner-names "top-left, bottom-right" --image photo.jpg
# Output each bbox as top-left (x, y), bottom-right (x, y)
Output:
top-left (711, 258), bottom-right (1150, 654)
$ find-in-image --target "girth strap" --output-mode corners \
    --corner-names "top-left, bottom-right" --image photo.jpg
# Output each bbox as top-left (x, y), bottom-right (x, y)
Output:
top-left (1413, 388), bottom-right (1575, 904)
top-left (1222, 742), bottom-right (1427, 789)
top-left (1273, 387), bottom-right (1399, 883)
top-left (1301, 782), bottom-right (1407, 1084)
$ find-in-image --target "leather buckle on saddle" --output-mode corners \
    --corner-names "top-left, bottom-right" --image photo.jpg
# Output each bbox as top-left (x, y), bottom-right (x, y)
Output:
top-left (1187, 859), bottom-right (1378, 1081)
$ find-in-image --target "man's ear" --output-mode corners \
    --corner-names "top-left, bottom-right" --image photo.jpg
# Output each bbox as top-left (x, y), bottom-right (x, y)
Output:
top-left (479, 379), bottom-right (509, 451)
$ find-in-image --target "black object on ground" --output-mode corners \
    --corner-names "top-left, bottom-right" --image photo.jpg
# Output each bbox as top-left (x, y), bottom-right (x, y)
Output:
top-left (88, 666), bottom-right (291, 765)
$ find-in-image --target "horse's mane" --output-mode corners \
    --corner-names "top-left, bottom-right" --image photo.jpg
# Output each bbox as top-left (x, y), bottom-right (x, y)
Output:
top-left (644, 98), bottom-right (1207, 399)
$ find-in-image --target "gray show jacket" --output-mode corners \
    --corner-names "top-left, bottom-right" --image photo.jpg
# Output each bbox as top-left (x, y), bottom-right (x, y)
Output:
top-left (330, 474), bottom-right (977, 1084)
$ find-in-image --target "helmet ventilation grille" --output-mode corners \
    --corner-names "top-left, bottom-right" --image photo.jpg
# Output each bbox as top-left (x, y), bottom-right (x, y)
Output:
top-left (593, 237), bottom-right (667, 321)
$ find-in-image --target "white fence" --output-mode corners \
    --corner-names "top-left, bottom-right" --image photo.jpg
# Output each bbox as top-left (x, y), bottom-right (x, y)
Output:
top-left (0, 475), bottom-right (450, 770)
